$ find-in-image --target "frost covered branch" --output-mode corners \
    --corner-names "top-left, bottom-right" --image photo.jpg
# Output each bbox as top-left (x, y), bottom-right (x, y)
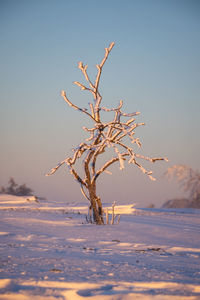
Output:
top-left (61, 90), bottom-right (96, 122)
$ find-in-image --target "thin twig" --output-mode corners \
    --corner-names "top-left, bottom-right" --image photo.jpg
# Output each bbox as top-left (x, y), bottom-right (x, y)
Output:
top-left (61, 90), bottom-right (96, 122)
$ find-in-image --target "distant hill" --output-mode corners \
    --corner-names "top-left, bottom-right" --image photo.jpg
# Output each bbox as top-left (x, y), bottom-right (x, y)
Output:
top-left (162, 197), bottom-right (200, 209)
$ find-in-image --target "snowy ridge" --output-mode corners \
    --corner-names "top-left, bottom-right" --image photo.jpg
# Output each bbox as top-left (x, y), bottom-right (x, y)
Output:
top-left (0, 195), bottom-right (200, 299)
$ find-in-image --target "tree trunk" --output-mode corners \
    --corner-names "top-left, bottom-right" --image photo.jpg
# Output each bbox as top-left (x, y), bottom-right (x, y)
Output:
top-left (88, 185), bottom-right (104, 225)
top-left (96, 196), bottom-right (104, 224)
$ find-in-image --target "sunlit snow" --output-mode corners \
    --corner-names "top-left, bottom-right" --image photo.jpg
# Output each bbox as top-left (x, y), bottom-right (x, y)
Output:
top-left (0, 194), bottom-right (200, 299)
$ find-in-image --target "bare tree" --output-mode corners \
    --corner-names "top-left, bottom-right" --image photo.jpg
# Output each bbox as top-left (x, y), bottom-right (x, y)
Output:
top-left (46, 42), bottom-right (167, 224)
top-left (164, 165), bottom-right (200, 200)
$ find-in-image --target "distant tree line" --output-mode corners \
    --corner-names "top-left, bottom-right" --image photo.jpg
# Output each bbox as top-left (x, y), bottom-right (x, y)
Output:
top-left (0, 178), bottom-right (33, 196)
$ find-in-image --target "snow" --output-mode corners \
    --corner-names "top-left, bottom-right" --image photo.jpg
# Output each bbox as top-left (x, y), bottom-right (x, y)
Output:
top-left (0, 194), bottom-right (200, 299)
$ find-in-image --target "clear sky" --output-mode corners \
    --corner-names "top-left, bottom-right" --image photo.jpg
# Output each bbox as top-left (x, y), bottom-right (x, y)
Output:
top-left (1, 0), bottom-right (200, 207)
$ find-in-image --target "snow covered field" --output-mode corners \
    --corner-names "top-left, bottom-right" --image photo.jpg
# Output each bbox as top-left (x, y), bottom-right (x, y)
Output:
top-left (0, 194), bottom-right (200, 299)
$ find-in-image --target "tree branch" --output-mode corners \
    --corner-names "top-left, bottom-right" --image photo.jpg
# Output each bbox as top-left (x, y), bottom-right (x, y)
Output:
top-left (81, 185), bottom-right (90, 202)
top-left (95, 42), bottom-right (115, 93)
top-left (78, 62), bottom-right (95, 90)
top-left (61, 90), bottom-right (96, 122)
top-left (67, 161), bottom-right (87, 187)
top-left (94, 42), bottom-right (115, 121)
top-left (92, 153), bottom-right (129, 184)
top-left (45, 159), bottom-right (67, 176)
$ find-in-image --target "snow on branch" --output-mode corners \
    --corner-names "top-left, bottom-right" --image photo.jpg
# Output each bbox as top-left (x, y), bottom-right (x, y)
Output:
top-left (92, 153), bottom-right (129, 183)
top-left (101, 100), bottom-right (123, 112)
top-left (94, 42), bottom-right (115, 121)
top-left (61, 90), bottom-right (96, 121)
top-left (45, 160), bottom-right (67, 176)
top-left (114, 146), bottom-right (126, 170)
top-left (66, 160), bottom-right (87, 187)
top-left (78, 62), bottom-right (95, 90)
top-left (95, 42), bottom-right (115, 92)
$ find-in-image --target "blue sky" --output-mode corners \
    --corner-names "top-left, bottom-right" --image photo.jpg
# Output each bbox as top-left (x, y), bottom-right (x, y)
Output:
top-left (1, 0), bottom-right (200, 206)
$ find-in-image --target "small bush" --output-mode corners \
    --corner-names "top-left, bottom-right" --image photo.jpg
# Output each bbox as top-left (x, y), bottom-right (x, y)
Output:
top-left (0, 178), bottom-right (33, 196)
